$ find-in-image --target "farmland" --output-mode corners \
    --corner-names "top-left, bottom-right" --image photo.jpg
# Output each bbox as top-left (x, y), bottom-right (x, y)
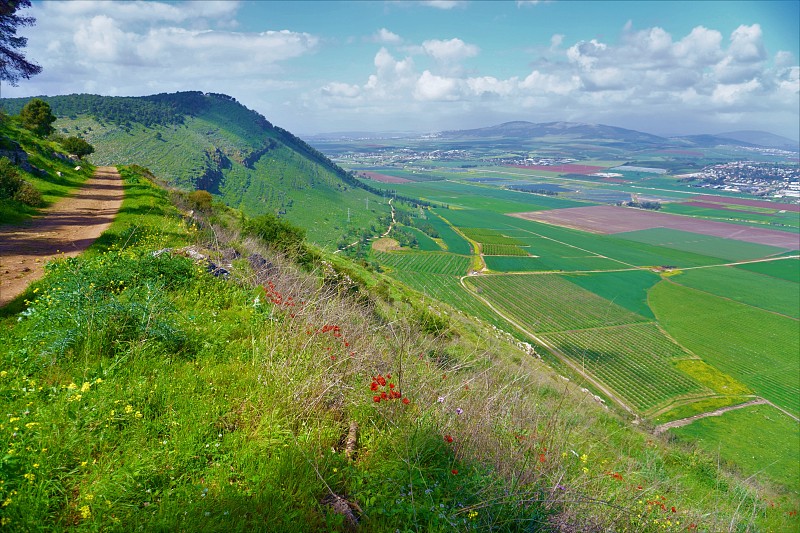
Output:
top-left (312, 131), bottom-right (800, 493)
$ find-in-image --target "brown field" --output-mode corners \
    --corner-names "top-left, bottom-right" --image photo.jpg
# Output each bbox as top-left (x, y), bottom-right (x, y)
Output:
top-left (360, 171), bottom-right (411, 184)
top-left (508, 164), bottom-right (607, 174)
top-left (693, 195), bottom-right (800, 213)
top-left (511, 205), bottom-right (800, 249)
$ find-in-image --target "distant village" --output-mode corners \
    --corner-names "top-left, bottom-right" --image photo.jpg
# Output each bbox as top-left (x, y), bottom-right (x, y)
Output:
top-left (677, 161), bottom-right (800, 200)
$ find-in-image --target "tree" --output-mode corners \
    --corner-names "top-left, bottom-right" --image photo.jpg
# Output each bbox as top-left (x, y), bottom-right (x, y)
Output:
top-left (0, 1), bottom-right (42, 97)
top-left (61, 136), bottom-right (95, 158)
top-left (19, 98), bottom-right (55, 136)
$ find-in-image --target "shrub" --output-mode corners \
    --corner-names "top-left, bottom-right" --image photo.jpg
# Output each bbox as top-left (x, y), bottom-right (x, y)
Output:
top-left (188, 189), bottom-right (213, 211)
top-left (60, 136), bottom-right (95, 158)
top-left (19, 98), bottom-right (56, 137)
top-left (245, 212), bottom-right (306, 257)
top-left (0, 156), bottom-right (42, 206)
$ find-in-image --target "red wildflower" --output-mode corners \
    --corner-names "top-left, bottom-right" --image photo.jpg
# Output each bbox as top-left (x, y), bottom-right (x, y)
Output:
top-left (402, 397), bottom-right (410, 404)
top-left (389, 383), bottom-right (395, 389)
top-left (539, 454), bottom-right (546, 463)
top-left (330, 355), bottom-right (336, 361)
top-left (370, 382), bottom-right (379, 391)
top-left (373, 396), bottom-right (380, 403)
top-left (671, 507), bottom-right (676, 513)
top-left (376, 376), bottom-right (387, 386)
top-left (386, 374), bottom-right (391, 379)
top-left (451, 469), bottom-right (458, 475)
top-left (381, 392), bottom-right (388, 399)
top-left (444, 435), bottom-right (453, 443)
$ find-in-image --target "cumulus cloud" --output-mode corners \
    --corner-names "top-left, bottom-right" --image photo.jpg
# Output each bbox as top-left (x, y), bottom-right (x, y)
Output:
top-left (418, 1), bottom-right (466, 9)
top-left (9, 1), bottom-right (317, 100)
top-left (313, 20), bottom-right (797, 135)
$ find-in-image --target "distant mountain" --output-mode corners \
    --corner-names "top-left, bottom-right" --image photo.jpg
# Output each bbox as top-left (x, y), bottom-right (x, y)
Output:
top-left (438, 121), bottom-right (667, 144)
top-left (715, 130), bottom-right (799, 151)
top-left (0, 92), bottom-right (389, 245)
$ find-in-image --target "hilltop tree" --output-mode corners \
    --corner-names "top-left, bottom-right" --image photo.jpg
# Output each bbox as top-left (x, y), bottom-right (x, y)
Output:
top-left (0, 0), bottom-right (42, 97)
top-left (19, 98), bottom-right (55, 136)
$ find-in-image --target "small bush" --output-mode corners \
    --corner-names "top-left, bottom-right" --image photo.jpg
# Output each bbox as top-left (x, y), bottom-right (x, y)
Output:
top-left (0, 156), bottom-right (42, 206)
top-left (188, 189), bottom-right (213, 211)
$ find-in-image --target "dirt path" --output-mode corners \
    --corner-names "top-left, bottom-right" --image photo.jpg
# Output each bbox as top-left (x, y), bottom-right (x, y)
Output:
top-left (653, 398), bottom-right (770, 433)
top-left (0, 166), bottom-right (124, 307)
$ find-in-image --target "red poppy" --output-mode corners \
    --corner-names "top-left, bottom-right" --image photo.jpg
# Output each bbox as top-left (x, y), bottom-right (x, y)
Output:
top-left (671, 507), bottom-right (676, 513)
top-left (370, 382), bottom-right (379, 391)
top-left (402, 397), bottom-right (410, 404)
top-left (539, 454), bottom-right (546, 463)
top-left (389, 383), bottom-right (395, 389)
top-left (377, 376), bottom-right (387, 386)
top-left (444, 435), bottom-right (453, 443)
top-left (373, 396), bottom-right (380, 403)
top-left (451, 469), bottom-right (458, 475)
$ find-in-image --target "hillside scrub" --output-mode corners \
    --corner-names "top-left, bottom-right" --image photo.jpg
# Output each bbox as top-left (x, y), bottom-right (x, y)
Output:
top-left (0, 166), bottom-right (797, 531)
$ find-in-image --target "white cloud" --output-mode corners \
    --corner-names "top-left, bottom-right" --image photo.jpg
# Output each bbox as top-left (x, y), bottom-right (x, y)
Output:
top-left (421, 38), bottom-right (479, 63)
top-left (371, 28), bottom-right (402, 44)
top-left (414, 70), bottom-right (461, 100)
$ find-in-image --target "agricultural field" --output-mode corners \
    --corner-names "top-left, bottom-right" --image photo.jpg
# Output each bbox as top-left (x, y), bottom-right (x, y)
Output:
top-left (465, 274), bottom-right (648, 333)
top-left (427, 213), bottom-right (472, 255)
top-left (481, 244), bottom-right (530, 256)
top-left (669, 404), bottom-right (800, 492)
top-left (374, 251), bottom-right (471, 276)
top-left (670, 264), bottom-right (799, 318)
top-left (542, 324), bottom-right (704, 412)
top-left (650, 281), bottom-right (800, 416)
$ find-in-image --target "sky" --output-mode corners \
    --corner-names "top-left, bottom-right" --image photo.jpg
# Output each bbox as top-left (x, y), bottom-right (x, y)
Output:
top-left (5, 0), bottom-right (800, 139)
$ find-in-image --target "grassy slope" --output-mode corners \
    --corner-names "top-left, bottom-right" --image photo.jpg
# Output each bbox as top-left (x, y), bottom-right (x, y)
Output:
top-left (5, 93), bottom-right (391, 249)
top-left (0, 119), bottom-right (94, 225)
top-left (0, 161), bottom-right (797, 529)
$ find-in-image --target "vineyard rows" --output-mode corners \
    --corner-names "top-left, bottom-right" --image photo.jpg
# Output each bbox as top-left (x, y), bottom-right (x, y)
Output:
top-left (481, 244), bottom-right (529, 256)
top-left (543, 324), bottom-right (704, 412)
top-left (376, 251), bottom-right (471, 276)
top-left (460, 228), bottom-right (525, 246)
top-left (468, 274), bottom-right (648, 333)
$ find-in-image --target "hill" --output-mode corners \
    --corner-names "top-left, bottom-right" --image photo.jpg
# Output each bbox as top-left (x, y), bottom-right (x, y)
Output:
top-left (0, 92), bottom-right (391, 246)
top-left (715, 130), bottom-right (800, 151)
top-left (438, 121), bottom-right (667, 145)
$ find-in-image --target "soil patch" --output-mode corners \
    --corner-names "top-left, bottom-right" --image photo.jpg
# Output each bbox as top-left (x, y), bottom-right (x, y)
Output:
top-left (372, 237), bottom-right (401, 252)
top-left (0, 166), bottom-right (124, 307)
top-left (360, 171), bottom-right (411, 184)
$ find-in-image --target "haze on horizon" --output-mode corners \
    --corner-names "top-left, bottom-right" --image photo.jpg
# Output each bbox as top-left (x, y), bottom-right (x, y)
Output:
top-left (6, 0), bottom-right (800, 140)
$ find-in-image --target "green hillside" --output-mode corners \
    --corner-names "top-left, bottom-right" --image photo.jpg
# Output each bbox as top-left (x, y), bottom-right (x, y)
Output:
top-left (0, 92), bottom-right (391, 247)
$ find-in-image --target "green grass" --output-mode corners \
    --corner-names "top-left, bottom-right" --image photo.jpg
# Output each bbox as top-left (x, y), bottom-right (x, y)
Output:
top-left (670, 404), bottom-right (800, 494)
top-left (671, 265), bottom-right (799, 318)
top-left (466, 274), bottom-right (648, 333)
top-left (650, 281), bottom-right (800, 416)
top-left (561, 270), bottom-right (661, 319)
top-left (661, 202), bottom-right (800, 231)
top-left (542, 324), bottom-right (704, 412)
top-left (614, 228), bottom-right (793, 261)
top-left (460, 227), bottom-right (525, 245)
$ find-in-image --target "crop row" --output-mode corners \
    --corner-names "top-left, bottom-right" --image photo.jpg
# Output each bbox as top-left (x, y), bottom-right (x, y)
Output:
top-left (375, 251), bottom-right (471, 276)
top-left (481, 244), bottom-right (529, 256)
top-left (460, 228), bottom-right (525, 246)
top-left (468, 274), bottom-right (647, 333)
top-left (543, 324), bottom-right (703, 412)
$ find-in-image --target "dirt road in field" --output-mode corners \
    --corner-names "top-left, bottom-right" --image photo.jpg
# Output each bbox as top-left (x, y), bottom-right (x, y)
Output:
top-left (0, 166), bottom-right (123, 307)
top-left (653, 398), bottom-right (770, 433)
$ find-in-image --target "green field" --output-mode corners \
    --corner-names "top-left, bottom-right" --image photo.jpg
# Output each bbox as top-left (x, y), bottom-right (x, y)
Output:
top-left (735, 257), bottom-right (800, 282)
top-left (670, 404), bottom-right (800, 493)
top-left (662, 202), bottom-right (800, 231)
top-left (375, 251), bottom-right (471, 275)
top-left (460, 227), bottom-right (526, 245)
top-left (651, 281), bottom-right (800, 415)
top-left (562, 270), bottom-right (661, 318)
top-left (427, 213), bottom-right (472, 255)
top-left (543, 324), bottom-right (704, 412)
top-left (672, 265), bottom-right (799, 318)
top-left (466, 274), bottom-right (647, 333)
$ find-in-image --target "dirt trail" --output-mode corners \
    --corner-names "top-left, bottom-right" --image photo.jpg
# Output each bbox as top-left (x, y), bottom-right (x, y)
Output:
top-left (653, 398), bottom-right (769, 433)
top-left (0, 166), bottom-right (124, 307)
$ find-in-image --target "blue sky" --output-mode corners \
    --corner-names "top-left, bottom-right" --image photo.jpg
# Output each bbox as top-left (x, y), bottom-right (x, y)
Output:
top-left (8, 1), bottom-right (799, 139)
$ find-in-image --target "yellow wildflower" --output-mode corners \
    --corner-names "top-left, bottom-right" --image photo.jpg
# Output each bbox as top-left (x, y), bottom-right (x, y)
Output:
top-left (80, 382), bottom-right (91, 393)
top-left (67, 382), bottom-right (77, 390)
top-left (79, 505), bottom-right (91, 519)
